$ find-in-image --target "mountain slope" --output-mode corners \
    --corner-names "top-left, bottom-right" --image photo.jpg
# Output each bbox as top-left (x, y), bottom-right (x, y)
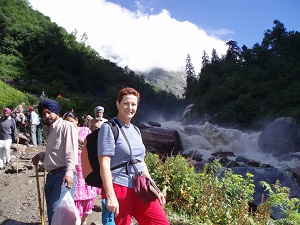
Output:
top-left (138, 68), bottom-right (186, 98)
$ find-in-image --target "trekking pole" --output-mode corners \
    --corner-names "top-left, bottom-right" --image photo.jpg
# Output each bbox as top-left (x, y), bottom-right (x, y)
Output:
top-left (35, 165), bottom-right (45, 225)
top-left (42, 168), bottom-right (46, 225)
top-left (16, 139), bottom-right (20, 173)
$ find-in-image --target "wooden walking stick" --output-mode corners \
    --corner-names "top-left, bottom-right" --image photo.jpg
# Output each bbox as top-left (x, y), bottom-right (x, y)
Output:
top-left (16, 139), bottom-right (19, 174)
top-left (35, 165), bottom-right (45, 225)
top-left (42, 168), bottom-right (46, 224)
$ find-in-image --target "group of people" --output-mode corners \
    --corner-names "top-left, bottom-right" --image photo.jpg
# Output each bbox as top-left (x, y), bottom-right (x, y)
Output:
top-left (0, 103), bottom-right (44, 169)
top-left (30, 87), bottom-right (169, 225)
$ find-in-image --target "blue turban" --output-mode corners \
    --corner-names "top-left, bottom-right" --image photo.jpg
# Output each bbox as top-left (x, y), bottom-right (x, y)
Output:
top-left (38, 99), bottom-right (61, 116)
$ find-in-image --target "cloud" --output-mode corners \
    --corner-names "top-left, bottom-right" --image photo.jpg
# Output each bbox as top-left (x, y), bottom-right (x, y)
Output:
top-left (208, 28), bottom-right (235, 36)
top-left (29, 0), bottom-right (228, 73)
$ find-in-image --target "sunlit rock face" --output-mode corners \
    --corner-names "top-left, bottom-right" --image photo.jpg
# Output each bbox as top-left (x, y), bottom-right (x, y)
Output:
top-left (180, 104), bottom-right (204, 125)
top-left (258, 117), bottom-right (300, 156)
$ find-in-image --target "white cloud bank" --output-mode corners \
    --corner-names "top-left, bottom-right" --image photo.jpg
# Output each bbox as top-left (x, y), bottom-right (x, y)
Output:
top-left (28, 0), bottom-right (228, 73)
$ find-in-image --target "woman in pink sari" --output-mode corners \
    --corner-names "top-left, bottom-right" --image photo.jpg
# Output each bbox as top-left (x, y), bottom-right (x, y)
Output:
top-left (63, 111), bottom-right (100, 225)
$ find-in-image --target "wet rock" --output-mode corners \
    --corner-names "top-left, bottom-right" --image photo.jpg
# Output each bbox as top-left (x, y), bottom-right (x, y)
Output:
top-left (230, 166), bottom-right (300, 220)
top-left (258, 117), bottom-right (300, 156)
top-left (140, 127), bottom-right (181, 156)
top-left (211, 151), bottom-right (235, 158)
top-left (180, 104), bottom-right (206, 125)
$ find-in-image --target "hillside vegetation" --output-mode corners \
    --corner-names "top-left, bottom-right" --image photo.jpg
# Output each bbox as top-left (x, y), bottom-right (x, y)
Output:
top-left (0, 80), bottom-right (40, 110)
top-left (0, 0), bottom-right (185, 120)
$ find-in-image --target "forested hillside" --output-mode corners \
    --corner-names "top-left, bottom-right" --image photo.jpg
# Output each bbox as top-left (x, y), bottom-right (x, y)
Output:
top-left (1, 0), bottom-right (300, 129)
top-left (0, 0), bottom-right (185, 121)
top-left (185, 20), bottom-right (300, 128)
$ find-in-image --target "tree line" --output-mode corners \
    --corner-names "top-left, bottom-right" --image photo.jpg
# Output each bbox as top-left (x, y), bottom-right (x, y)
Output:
top-left (185, 20), bottom-right (300, 129)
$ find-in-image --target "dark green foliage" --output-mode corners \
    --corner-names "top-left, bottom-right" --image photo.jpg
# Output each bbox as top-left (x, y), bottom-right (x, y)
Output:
top-left (193, 20), bottom-right (300, 128)
top-left (184, 54), bottom-right (198, 100)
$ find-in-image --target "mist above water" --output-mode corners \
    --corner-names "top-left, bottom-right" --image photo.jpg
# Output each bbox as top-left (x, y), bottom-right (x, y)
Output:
top-left (161, 121), bottom-right (300, 171)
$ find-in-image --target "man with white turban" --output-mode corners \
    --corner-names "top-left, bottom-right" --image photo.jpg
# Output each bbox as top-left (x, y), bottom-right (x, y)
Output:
top-left (89, 106), bottom-right (108, 131)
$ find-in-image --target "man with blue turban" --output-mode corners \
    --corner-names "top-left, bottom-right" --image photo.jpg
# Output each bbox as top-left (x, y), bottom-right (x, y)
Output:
top-left (32, 99), bottom-right (78, 224)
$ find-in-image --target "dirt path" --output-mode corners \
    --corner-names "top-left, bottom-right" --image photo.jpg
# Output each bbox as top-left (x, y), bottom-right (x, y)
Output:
top-left (0, 143), bottom-right (103, 225)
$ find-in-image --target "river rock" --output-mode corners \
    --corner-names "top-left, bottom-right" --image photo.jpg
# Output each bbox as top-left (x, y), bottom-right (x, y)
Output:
top-left (230, 166), bottom-right (300, 220)
top-left (258, 117), bottom-right (300, 156)
top-left (140, 127), bottom-right (181, 156)
top-left (180, 104), bottom-right (204, 125)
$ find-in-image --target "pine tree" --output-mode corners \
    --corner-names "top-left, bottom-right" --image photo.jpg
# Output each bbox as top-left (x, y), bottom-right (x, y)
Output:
top-left (184, 54), bottom-right (197, 100)
top-left (225, 40), bottom-right (241, 63)
top-left (201, 50), bottom-right (210, 68)
top-left (211, 48), bottom-right (219, 63)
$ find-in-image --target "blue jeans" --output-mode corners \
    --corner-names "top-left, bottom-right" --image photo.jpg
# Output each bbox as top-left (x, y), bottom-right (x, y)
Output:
top-left (36, 126), bottom-right (42, 145)
top-left (45, 171), bottom-right (76, 225)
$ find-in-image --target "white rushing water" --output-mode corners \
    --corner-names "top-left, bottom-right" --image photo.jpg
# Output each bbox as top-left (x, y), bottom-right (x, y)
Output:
top-left (161, 121), bottom-right (300, 171)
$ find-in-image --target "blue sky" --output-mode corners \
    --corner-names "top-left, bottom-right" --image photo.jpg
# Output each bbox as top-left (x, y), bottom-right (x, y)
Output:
top-left (28, 0), bottom-right (299, 73)
top-left (108, 0), bottom-right (300, 47)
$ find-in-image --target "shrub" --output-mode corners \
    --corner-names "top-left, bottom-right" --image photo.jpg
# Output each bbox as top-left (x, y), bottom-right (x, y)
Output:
top-left (145, 152), bottom-right (300, 224)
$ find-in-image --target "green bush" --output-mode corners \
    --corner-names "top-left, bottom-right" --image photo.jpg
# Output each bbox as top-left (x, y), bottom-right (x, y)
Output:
top-left (0, 80), bottom-right (39, 110)
top-left (145, 152), bottom-right (300, 224)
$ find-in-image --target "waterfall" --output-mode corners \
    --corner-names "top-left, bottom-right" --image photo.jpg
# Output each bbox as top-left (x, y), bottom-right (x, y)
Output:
top-left (161, 121), bottom-right (300, 171)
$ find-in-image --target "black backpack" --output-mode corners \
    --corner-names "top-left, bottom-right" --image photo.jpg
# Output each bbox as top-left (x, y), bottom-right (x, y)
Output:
top-left (82, 119), bottom-right (138, 188)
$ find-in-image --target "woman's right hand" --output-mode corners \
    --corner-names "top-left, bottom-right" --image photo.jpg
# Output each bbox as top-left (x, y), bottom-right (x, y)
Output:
top-left (106, 194), bottom-right (119, 217)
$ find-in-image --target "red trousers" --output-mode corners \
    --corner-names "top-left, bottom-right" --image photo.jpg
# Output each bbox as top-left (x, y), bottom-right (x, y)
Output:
top-left (102, 183), bottom-right (170, 225)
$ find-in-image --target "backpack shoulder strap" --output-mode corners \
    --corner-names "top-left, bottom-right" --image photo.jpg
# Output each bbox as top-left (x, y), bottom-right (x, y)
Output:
top-left (105, 119), bottom-right (119, 143)
top-left (105, 118), bottom-right (140, 141)
top-left (133, 124), bottom-right (140, 135)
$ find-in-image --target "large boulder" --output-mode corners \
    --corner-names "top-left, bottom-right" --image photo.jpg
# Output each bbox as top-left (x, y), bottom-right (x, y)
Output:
top-left (258, 117), bottom-right (300, 156)
top-left (180, 104), bottom-right (204, 125)
top-left (140, 127), bottom-right (181, 156)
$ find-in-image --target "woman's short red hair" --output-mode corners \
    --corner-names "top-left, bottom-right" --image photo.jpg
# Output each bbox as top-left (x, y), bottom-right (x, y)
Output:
top-left (117, 87), bottom-right (140, 104)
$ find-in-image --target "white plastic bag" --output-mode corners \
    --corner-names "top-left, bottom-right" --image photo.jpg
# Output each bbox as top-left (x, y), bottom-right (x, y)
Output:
top-left (51, 189), bottom-right (80, 225)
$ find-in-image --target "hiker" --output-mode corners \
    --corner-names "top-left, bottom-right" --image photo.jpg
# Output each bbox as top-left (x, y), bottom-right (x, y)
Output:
top-left (28, 106), bottom-right (39, 147)
top-left (98, 87), bottom-right (169, 225)
top-left (31, 99), bottom-right (78, 225)
top-left (14, 102), bottom-right (26, 124)
top-left (14, 102), bottom-right (26, 121)
top-left (63, 111), bottom-right (100, 225)
top-left (36, 116), bottom-right (43, 145)
top-left (81, 113), bottom-right (93, 128)
top-left (0, 108), bottom-right (19, 169)
top-left (89, 106), bottom-right (108, 131)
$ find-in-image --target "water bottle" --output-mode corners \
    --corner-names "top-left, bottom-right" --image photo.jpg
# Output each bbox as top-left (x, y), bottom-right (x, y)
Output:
top-left (102, 199), bottom-right (115, 225)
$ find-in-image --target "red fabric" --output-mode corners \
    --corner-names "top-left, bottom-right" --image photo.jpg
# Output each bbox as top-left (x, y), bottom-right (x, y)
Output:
top-left (102, 184), bottom-right (169, 225)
